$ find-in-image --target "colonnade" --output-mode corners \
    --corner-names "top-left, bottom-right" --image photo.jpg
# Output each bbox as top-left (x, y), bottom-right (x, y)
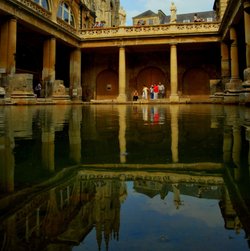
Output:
top-left (117, 44), bottom-right (179, 102)
top-left (0, 17), bottom-right (82, 100)
top-left (224, 1), bottom-right (250, 94)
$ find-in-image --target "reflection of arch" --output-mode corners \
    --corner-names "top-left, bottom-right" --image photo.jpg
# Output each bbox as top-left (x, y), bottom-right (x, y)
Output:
top-left (96, 69), bottom-right (118, 100)
top-left (182, 68), bottom-right (210, 95)
top-left (136, 67), bottom-right (167, 94)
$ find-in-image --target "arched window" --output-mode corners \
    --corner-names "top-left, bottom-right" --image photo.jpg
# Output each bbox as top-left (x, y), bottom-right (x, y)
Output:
top-left (34, 0), bottom-right (49, 10)
top-left (57, 2), bottom-right (75, 27)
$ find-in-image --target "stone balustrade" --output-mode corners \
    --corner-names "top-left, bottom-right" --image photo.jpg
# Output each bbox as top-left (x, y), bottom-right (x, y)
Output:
top-left (15, 0), bottom-right (51, 19)
top-left (79, 22), bottom-right (220, 40)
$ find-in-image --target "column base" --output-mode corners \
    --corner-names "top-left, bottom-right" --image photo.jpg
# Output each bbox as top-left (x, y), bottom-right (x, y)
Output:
top-left (225, 78), bottom-right (242, 92)
top-left (169, 94), bottom-right (179, 103)
top-left (116, 94), bottom-right (127, 102)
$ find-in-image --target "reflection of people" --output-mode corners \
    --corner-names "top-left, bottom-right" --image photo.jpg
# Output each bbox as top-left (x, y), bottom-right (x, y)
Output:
top-left (133, 90), bottom-right (139, 101)
top-left (170, 2), bottom-right (177, 23)
top-left (35, 82), bottom-right (42, 98)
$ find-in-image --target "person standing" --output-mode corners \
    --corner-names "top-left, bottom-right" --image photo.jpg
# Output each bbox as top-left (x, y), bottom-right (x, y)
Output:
top-left (158, 82), bottom-right (165, 98)
top-left (133, 90), bottom-right (139, 101)
top-left (142, 85), bottom-right (149, 99)
top-left (153, 84), bottom-right (159, 99)
top-left (35, 82), bottom-right (42, 98)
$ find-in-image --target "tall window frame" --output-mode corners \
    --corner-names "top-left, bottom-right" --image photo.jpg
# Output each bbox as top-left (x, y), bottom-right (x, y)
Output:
top-left (57, 1), bottom-right (75, 27)
top-left (34, 0), bottom-right (49, 10)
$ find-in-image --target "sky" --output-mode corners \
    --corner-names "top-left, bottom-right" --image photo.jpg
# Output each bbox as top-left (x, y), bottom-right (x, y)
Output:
top-left (120, 0), bottom-right (215, 25)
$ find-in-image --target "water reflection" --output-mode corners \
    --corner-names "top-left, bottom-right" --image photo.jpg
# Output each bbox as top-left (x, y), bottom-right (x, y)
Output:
top-left (0, 104), bottom-right (250, 250)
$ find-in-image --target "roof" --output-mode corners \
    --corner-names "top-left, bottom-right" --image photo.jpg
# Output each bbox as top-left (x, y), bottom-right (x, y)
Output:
top-left (133, 10), bottom-right (216, 24)
top-left (133, 10), bottom-right (158, 19)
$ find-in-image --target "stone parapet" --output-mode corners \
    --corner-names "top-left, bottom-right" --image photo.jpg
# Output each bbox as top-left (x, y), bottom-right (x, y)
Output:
top-left (79, 22), bottom-right (220, 40)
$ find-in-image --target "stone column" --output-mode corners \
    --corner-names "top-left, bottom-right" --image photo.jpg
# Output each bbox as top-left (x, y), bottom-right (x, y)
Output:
top-left (42, 37), bottom-right (56, 97)
top-left (221, 42), bottom-right (230, 85)
top-left (232, 126), bottom-right (241, 181)
top-left (243, 1), bottom-right (250, 86)
top-left (170, 44), bottom-right (179, 102)
top-left (70, 48), bottom-right (82, 100)
top-left (117, 46), bottom-right (127, 102)
top-left (0, 17), bottom-right (17, 75)
top-left (225, 27), bottom-right (242, 91)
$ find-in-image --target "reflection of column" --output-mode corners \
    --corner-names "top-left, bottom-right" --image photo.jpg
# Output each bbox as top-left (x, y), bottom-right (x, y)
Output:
top-left (117, 46), bottom-right (127, 102)
top-left (42, 37), bottom-right (56, 97)
top-left (41, 110), bottom-right (55, 172)
top-left (172, 184), bottom-right (181, 209)
top-left (170, 105), bottom-right (179, 163)
top-left (0, 135), bottom-right (15, 192)
top-left (170, 44), bottom-right (179, 102)
top-left (221, 42), bottom-right (230, 85)
top-left (69, 106), bottom-right (82, 164)
top-left (118, 105), bottom-right (127, 163)
top-left (245, 127), bottom-right (250, 180)
top-left (70, 48), bottom-right (82, 100)
top-left (232, 126), bottom-right (241, 181)
top-left (0, 17), bottom-right (17, 74)
top-left (223, 126), bottom-right (233, 164)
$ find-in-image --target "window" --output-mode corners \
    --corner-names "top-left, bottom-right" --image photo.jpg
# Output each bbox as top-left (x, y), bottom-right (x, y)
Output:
top-left (148, 19), bottom-right (153, 25)
top-left (57, 2), bottom-right (75, 26)
top-left (34, 0), bottom-right (49, 10)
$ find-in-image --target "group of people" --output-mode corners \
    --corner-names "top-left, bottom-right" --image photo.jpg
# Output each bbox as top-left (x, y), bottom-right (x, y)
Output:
top-left (93, 21), bottom-right (105, 28)
top-left (133, 82), bottom-right (165, 101)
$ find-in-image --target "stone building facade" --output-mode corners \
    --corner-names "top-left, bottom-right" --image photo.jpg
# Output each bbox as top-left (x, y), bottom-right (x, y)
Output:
top-left (0, 0), bottom-right (249, 104)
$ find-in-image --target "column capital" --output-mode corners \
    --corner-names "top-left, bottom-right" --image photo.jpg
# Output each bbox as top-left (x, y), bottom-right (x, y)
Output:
top-left (244, 1), bottom-right (250, 14)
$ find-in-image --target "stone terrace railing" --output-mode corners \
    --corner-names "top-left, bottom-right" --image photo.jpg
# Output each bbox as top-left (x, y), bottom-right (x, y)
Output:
top-left (79, 22), bottom-right (220, 40)
top-left (14, 0), bottom-right (51, 19)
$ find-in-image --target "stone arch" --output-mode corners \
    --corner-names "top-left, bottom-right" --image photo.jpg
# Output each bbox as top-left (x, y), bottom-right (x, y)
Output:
top-left (182, 67), bottom-right (210, 95)
top-left (136, 67), bottom-right (167, 95)
top-left (96, 69), bottom-right (118, 100)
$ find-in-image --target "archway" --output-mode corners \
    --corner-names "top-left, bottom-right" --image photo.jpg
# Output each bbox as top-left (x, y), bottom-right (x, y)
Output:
top-left (96, 69), bottom-right (118, 100)
top-left (136, 67), bottom-right (167, 95)
top-left (182, 68), bottom-right (210, 95)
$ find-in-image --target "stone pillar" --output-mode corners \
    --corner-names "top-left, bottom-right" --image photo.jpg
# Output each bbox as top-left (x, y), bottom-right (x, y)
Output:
top-left (117, 46), bottom-right (127, 102)
top-left (243, 1), bottom-right (250, 86)
top-left (221, 42), bottom-right (230, 85)
top-left (170, 44), bottom-right (179, 102)
top-left (0, 17), bottom-right (17, 75)
top-left (225, 27), bottom-right (242, 92)
top-left (42, 37), bottom-right (56, 97)
top-left (70, 48), bottom-right (82, 100)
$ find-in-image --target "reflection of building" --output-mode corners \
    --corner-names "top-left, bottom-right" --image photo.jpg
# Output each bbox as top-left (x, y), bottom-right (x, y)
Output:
top-left (0, 170), bottom-right (226, 251)
top-left (0, 1), bottom-right (249, 103)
